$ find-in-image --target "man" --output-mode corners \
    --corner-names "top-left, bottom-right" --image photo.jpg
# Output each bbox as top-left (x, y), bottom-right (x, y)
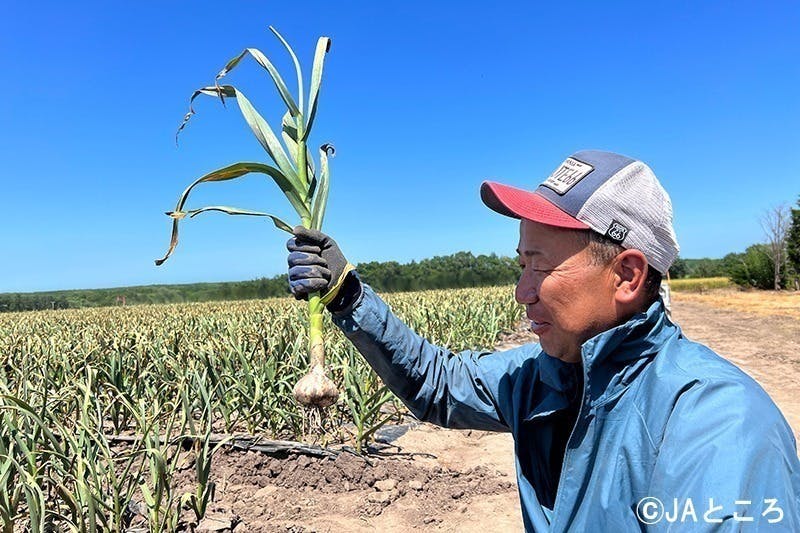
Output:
top-left (287, 150), bottom-right (800, 531)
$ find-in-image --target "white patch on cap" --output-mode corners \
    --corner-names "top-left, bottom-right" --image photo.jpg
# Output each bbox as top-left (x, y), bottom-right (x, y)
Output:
top-left (542, 157), bottom-right (594, 195)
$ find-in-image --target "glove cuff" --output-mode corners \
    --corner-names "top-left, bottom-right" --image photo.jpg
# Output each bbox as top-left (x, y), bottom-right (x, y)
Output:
top-left (325, 269), bottom-right (363, 314)
top-left (319, 262), bottom-right (357, 306)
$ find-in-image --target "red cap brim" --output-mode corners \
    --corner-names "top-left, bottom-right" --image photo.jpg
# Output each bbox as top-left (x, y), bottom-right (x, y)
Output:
top-left (480, 181), bottom-right (589, 229)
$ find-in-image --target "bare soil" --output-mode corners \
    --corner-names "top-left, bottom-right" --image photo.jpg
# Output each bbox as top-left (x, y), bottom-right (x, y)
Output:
top-left (166, 291), bottom-right (800, 532)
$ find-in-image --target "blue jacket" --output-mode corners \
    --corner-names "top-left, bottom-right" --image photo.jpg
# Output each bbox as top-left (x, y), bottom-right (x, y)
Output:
top-left (332, 284), bottom-right (800, 531)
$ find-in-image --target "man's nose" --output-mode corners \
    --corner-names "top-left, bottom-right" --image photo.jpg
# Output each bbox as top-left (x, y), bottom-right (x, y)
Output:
top-left (515, 274), bottom-right (538, 305)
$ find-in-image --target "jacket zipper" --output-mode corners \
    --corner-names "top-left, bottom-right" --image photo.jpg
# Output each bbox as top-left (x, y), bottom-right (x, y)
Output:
top-left (549, 361), bottom-right (589, 530)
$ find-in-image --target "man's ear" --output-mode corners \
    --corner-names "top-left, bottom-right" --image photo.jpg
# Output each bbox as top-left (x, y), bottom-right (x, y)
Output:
top-left (613, 249), bottom-right (648, 306)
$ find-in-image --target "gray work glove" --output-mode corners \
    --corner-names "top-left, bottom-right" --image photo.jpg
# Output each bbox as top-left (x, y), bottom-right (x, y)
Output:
top-left (286, 226), bottom-right (360, 311)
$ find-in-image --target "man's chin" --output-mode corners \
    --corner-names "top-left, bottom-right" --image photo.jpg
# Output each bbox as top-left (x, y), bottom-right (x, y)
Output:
top-left (539, 339), bottom-right (560, 359)
top-left (540, 340), bottom-right (581, 364)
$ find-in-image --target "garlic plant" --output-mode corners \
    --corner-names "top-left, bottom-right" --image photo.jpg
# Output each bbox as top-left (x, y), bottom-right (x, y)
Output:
top-left (155, 27), bottom-right (339, 408)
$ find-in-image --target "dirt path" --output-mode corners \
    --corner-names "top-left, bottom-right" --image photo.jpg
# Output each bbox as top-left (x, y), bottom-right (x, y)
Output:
top-left (194, 294), bottom-right (799, 532)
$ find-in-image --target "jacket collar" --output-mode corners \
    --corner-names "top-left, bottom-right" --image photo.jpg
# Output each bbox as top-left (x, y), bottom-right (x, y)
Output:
top-left (581, 298), bottom-right (675, 368)
top-left (524, 299), bottom-right (678, 422)
top-left (580, 298), bottom-right (678, 404)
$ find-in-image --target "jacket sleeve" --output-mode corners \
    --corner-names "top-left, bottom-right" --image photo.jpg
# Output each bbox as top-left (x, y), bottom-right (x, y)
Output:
top-left (330, 283), bottom-right (528, 432)
top-left (647, 378), bottom-right (800, 531)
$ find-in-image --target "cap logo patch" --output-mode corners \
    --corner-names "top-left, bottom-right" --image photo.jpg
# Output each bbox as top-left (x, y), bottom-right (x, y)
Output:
top-left (541, 157), bottom-right (594, 195)
top-left (606, 220), bottom-right (629, 243)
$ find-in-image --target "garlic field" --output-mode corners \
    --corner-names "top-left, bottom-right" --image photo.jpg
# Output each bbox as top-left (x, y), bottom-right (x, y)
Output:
top-left (0, 286), bottom-right (521, 531)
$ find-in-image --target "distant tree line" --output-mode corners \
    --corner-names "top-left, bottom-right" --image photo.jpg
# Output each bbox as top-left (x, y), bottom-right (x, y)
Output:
top-left (668, 250), bottom-right (778, 289)
top-left (669, 195), bottom-right (800, 290)
top-left (358, 251), bottom-right (519, 292)
top-left (7, 202), bottom-right (800, 313)
top-left (0, 278), bottom-right (291, 313)
top-left (0, 294), bottom-right (70, 313)
top-left (0, 252), bottom-right (519, 312)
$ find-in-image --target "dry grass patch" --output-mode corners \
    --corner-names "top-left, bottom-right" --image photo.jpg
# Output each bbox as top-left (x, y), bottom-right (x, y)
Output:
top-left (669, 277), bottom-right (733, 292)
top-left (672, 288), bottom-right (800, 320)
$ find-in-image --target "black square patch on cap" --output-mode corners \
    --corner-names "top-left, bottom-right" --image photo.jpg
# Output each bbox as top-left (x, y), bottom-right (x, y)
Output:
top-left (605, 220), bottom-right (629, 243)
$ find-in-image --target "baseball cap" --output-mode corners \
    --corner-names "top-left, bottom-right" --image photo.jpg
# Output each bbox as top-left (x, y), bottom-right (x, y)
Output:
top-left (480, 150), bottom-right (679, 274)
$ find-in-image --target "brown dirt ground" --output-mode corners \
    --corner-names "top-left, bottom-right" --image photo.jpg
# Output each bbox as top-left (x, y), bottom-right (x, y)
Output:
top-left (159, 290), bottom-right (800, 532)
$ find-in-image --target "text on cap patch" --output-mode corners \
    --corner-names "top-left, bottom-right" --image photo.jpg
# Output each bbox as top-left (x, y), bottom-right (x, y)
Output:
top-left (542, 157), bottom-right (594, 195)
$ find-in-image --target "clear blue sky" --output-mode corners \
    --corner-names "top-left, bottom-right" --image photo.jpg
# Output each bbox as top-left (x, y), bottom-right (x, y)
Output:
top-left (2, 1), bottom-right (798, 293)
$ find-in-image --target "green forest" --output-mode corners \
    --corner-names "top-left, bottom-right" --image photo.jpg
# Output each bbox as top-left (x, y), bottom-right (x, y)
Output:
top-left (671, 195), bottom-right (800, 290)
top-left (4, 195), bottom-right (800, 314)
top-left (0, 252), bottom-right (520, 312)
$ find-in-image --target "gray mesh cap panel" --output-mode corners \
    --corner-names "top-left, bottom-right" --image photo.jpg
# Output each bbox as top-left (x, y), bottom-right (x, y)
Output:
top-left (576, 161), bottom-right (680, 274)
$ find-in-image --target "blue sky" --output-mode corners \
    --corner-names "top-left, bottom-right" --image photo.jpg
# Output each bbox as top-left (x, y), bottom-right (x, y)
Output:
top-left (1, 1), bottom-right (798, 292)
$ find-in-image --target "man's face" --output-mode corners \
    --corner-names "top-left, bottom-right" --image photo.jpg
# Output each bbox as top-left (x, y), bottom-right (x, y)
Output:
top-left (515, 219), bottom-right (617, 363)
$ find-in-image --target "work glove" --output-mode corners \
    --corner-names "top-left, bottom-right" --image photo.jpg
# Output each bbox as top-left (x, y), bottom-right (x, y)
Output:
top-left (286, 226), bottom-right (361, 312)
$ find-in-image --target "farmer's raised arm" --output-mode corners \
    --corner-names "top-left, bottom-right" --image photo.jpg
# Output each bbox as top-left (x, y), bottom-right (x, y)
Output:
top-left (287, 227), bottom-right (524, 432)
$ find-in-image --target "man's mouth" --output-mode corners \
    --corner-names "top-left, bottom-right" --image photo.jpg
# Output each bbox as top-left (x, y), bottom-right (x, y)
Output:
top-left (528, 317), bottom-right (550, 335)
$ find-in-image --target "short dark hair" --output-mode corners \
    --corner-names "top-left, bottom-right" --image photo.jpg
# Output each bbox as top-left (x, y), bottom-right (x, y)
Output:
top-left (576, 230), bottom-right (663, 305)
